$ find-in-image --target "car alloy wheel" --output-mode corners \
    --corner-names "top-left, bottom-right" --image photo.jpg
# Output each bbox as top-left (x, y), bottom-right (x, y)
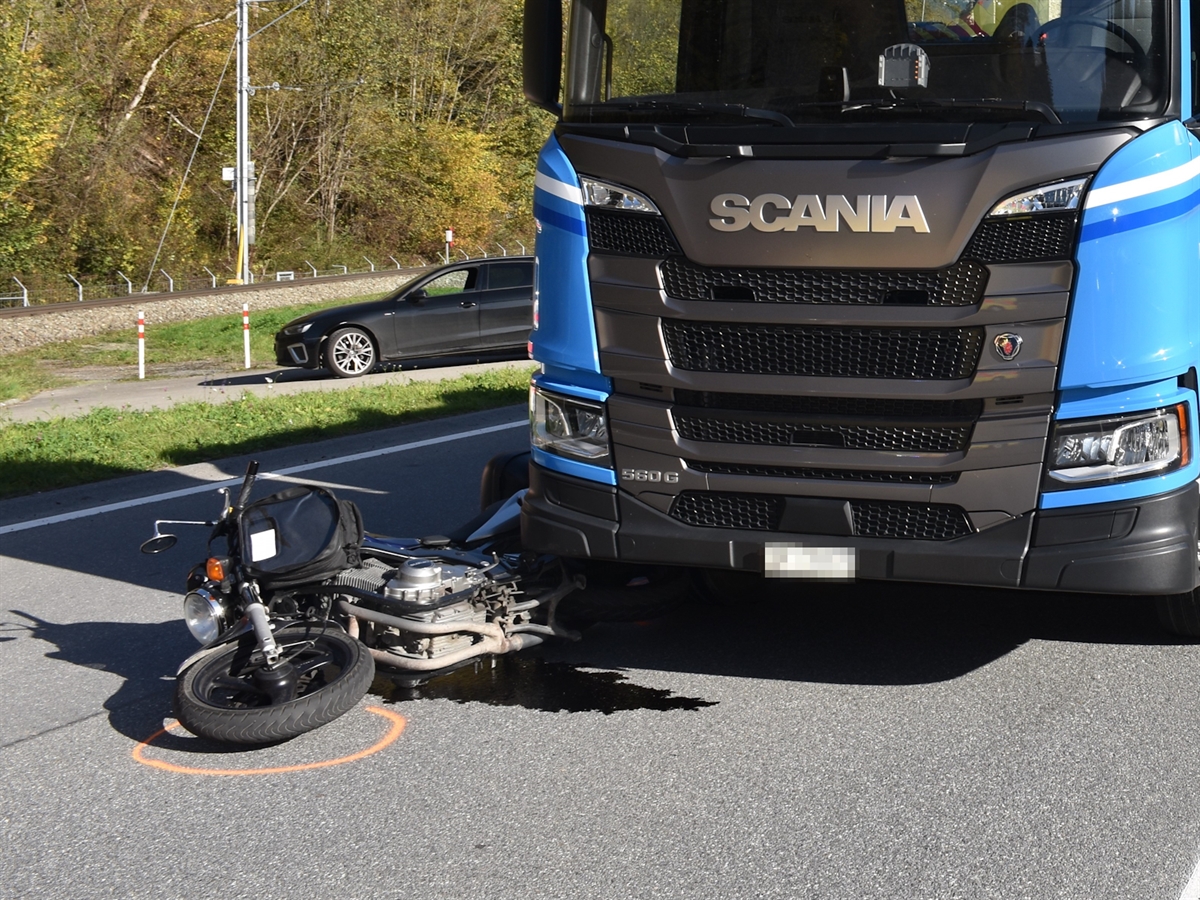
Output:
top-left (326, 327), bottom-right (376, 378)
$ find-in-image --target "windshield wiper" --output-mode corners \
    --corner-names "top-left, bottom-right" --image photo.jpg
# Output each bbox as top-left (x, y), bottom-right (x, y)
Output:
top-left (844, 97), bottom-right (1061, 124)
top-left (588, 99), bottom-right (796, 127)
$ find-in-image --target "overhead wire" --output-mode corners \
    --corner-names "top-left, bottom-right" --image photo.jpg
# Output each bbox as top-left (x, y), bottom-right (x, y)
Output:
top-left (142, 34), bottom-right (237, 293)
top-left (249, 0), bottom-right (311, 42)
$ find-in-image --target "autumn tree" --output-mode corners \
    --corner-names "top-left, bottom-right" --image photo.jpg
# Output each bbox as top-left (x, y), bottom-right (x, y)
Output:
top-left (2, 0), bottom-right (551, 285)
top-left (0, 4), bottom-right (61, 272)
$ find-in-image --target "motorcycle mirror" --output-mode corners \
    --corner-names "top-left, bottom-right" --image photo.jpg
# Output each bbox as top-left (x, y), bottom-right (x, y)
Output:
top-left (140, 534), bottom-right (178, 554)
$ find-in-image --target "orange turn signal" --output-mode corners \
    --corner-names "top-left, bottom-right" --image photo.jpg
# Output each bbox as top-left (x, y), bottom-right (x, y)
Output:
top-left (206, 558), bottom-right (226, 582)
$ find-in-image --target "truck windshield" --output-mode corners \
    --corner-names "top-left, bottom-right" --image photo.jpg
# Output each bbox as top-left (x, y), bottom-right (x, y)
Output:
top-left (562, 0), bottom-right (1168, 125)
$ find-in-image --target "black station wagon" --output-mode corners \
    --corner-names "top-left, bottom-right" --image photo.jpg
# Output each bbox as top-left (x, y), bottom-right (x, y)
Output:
top-left (274, 257), bottom-right (534, 377)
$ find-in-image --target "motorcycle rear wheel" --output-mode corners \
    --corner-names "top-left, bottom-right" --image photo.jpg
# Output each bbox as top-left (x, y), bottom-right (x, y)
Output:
top-left (175, 624), bottom-right (375, 745)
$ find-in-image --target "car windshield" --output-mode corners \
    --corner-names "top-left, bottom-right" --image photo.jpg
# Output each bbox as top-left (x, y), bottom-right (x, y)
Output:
top-left (562, 0), bottom-right (1168, 125)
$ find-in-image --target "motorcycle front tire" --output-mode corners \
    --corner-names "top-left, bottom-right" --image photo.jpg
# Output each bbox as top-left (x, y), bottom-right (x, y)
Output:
top-left (175, 624), bottom-right (375, 745)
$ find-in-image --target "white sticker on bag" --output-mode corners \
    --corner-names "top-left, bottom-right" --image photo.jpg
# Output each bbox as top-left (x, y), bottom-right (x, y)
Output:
top-left (249, 528), bottom-right (278, 562)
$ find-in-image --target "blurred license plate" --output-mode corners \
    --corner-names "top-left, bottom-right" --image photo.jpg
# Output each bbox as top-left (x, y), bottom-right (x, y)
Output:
top-left (764, 543), bottom-right (856, 579)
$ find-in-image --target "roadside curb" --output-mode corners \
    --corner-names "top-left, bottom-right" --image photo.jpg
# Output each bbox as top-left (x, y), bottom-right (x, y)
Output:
top-left (0, 357), bottom-right (534, 424)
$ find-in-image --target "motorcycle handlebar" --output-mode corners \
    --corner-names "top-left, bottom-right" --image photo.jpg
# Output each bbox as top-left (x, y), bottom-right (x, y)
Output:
top-left (234, 461), bottom-right (259, 513)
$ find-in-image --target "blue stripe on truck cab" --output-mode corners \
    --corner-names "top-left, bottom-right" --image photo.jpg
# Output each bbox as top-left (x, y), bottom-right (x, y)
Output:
top-left (529, 136), bottom-right (611, 396)
top-left (1046, 121), bottom-right (1200, 507)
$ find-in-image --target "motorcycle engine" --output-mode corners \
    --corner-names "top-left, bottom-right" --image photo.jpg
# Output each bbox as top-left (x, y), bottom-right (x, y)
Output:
top-left (332, 557), bottom-right (509, 663)
top-left (384, 558), bottom-right (486, 604)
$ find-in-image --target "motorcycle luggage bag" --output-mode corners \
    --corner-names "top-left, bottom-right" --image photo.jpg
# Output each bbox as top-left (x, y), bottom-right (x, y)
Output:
top-left (237, 486), bottom-right (364, 589)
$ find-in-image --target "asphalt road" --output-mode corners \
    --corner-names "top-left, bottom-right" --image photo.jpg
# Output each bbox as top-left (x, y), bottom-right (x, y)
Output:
top-left (3, 404), bottom-right (1200, 899)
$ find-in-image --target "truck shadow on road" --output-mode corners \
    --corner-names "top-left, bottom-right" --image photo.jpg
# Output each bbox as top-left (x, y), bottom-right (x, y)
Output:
top-left (8, 581), bottom-right (1187, 744)
top-left (536, 580), bottom-right (1180, 687)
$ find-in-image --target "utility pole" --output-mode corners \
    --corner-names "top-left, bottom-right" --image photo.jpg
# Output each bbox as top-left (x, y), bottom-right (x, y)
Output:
top-left (234, 0), bottom-right (254, 284)
top-left (227, 0), bottom-right (306, 283)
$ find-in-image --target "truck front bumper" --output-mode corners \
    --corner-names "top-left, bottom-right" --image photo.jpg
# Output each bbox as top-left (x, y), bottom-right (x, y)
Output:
top-left (521, 463), bottom-right (1200, 595)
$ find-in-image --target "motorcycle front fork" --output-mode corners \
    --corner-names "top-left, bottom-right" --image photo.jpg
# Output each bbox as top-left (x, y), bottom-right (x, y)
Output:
top-left (241, 583), bottom-right (281, 666)
top-left (240, 583), bottom-right (302, 703)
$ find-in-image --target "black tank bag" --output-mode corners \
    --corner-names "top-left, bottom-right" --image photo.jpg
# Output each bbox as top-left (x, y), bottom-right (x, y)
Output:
top-left (237, 486), bottom-right (364, 589)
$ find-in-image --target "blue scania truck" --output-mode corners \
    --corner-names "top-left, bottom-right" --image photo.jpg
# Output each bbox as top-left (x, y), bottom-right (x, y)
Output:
top-left (516, 0), bottom-right (1200, 633)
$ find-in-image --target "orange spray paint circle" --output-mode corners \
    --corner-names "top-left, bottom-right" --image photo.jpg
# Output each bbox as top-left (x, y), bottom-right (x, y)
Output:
top-left (132, 706), bottom-right (406, 776)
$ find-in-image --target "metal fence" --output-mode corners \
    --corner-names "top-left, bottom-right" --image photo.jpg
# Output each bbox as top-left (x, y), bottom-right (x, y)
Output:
top-left (0, 256), bottom-right (439, 309)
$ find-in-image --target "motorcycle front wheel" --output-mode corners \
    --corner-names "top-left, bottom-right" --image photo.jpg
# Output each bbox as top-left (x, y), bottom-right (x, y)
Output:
top-left (175, 624), bottom-right (375, 745)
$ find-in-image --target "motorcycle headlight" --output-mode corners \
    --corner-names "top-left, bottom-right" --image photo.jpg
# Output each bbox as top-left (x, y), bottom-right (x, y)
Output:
top-left (283, 322), bottom-right (312, 336)
top-left (183, 588), bottom-right (226, 645)
top-left (1046, 404), bottom-right (1189, 487)
top-left (530, 385), bottom-right (611, 467)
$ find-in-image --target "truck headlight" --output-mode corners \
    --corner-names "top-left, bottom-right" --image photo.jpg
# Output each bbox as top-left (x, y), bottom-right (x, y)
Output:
top-left (1046, 404), bottom-right (1189, 487)
top-left (532, 257), bottom-right (539, 330)
top-left (988, 177), bottom-right (1088, 216)
top-left (183, 588), bottom-right (225, 645)
top-left (530, 386), bottom-right (611, 466)
top-left (580, 176), bottom-right (660, 215)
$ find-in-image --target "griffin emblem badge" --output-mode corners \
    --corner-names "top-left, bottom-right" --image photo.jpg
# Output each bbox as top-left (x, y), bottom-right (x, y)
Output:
top-left (994, 333), bottom-right (1023, 361)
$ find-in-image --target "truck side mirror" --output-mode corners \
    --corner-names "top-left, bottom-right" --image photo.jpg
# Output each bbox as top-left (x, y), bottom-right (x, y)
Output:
top-left (524, 0), bottom-right (563, 115)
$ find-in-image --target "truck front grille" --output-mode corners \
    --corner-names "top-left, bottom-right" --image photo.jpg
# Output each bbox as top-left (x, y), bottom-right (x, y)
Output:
top-left (674, 413), bottom-right (972, 452)
top-left (685, 461), bottom-right (959, 485)
top-left (673, 390), bottom-right (984, 419)
top-left (851, 500), bottom-right (972, 540)
top-left (663, 321), bottom-right (984, 380)
top-left (964, 212), bottom-right (1077, 263)
top-left (671, 491), bottom-right (784, 531)
top-left (661, 258), bottom-right (988, 306)
top-left (586, 209), bottom-right (680, 256)
top-left (669, 491), bottom-right (973, 540)
top-left (586, 206), bottom-right (1075, 264)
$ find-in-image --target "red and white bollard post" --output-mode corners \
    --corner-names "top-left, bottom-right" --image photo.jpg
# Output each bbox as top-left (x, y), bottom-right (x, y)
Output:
top-left (137, 310), bottom-right (145, 380)
top-left (242, 303), bottom-right (251, 369)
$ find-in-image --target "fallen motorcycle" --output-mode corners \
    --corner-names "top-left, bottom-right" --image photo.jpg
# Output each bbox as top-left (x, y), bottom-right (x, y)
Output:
top-left (140, 459), bottom-right (589, 745)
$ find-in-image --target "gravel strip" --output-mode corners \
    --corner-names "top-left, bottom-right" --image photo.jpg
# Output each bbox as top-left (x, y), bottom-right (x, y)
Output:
top-left (0, 271), bottom-right (421, 355)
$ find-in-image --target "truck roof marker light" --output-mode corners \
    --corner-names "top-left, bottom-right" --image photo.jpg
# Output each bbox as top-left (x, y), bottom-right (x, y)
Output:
top-left (989, 178), bottom-right (1088, 217)
top-left (579, 176), bottom-right (660, 215)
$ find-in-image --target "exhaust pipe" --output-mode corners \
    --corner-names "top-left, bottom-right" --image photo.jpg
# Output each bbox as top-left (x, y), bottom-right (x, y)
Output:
top-left (339, 600), bottom-right (542, 671)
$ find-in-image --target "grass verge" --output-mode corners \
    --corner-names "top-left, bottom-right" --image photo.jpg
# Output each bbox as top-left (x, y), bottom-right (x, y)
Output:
top-left (0, 294), bottom-right (388, 403)
top-left (0, 365), bottom-right (533, 498)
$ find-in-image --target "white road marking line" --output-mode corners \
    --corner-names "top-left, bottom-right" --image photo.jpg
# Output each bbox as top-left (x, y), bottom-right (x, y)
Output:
top-left (0, 420), bottom-right (525, 536)
top-left (1180, 855), bottom-right (1200, 900)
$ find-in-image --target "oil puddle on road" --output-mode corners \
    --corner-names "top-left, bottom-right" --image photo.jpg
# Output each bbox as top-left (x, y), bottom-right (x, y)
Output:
top-left (370, 655), bottom-right (716, 714)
